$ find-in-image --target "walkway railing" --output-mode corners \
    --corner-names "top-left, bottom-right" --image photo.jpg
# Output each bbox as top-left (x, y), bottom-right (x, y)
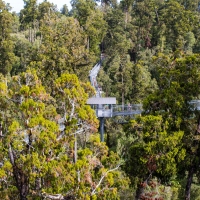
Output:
top-left (92, 104), bottom-right (143, 118)
top-left (112, 104), bottom-right (143, 116)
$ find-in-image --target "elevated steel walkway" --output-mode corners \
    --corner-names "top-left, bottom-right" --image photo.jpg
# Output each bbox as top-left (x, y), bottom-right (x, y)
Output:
top-left (89, 61), bottom-right (102, 97)
top-left (87, 57), bottom-right (143, 141)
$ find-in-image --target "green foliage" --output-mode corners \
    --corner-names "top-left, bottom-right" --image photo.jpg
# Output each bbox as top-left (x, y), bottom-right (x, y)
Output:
top-left (141, 53), bottom-right (200, 199)
top-left (19, 0), bottom-right (38, 29)
top-left (54, 73), bottom-right (98, 130)
top-left (37, 0), bottom-right (58, 21)
top-left (125, 115), bottom-right (185, 180)
top-left (60, 4), bottom-right (69, 16)
top-left (3, 0), bottom-right (200, 199)
top-left (177, 0), bottom-right (199, 11)
top-left (159, 1), bottom-right (198, 52)
top-left (35, 15), bottom-right (93, 91)
top-left (144, 53), bottom-right (200, 118)
top-left (0, 69), bottom-right (129, 199)
top-left (122, 115), bottom-right (185, 199)
top-left (0, 0), bottom-right (16, 75)
top-left (72, 0), bottom-right (107, 55)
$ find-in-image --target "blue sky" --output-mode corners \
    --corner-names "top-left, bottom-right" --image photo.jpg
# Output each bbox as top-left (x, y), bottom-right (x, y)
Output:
top-left (4, 0), bottom-right (72, 13)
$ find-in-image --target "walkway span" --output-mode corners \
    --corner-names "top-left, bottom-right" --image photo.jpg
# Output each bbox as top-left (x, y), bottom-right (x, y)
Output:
top-left (89, 61), bottom-right (102, 97)
top-left (88, 58), bottom-right (143, 117)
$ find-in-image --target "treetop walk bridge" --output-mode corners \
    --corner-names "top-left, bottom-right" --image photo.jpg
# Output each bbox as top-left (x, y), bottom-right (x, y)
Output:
top-left (87, 55), bottom-right (143, 141)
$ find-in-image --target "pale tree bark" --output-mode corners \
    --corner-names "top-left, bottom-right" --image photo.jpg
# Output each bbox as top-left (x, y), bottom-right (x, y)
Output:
top-left (91, 165), bottom-right (120, 196)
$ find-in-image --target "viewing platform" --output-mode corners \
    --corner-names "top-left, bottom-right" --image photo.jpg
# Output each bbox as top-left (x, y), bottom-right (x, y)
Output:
top-left (87, 97), bottom-right (142, 117)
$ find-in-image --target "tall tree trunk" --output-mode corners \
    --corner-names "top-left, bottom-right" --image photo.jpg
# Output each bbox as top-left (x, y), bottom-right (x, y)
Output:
top-left (74, 133), bottom-right (77, 163)
top-left (106, 131), bottom-right (110, 148)
top-left (13, 165), bottom-right (29, 200)
top-left (9, 145), bottom-right (29, 200)
top-left (185, 165), bottom-right (194, 200)
top-left (87, 37), bottom-right (89, 50)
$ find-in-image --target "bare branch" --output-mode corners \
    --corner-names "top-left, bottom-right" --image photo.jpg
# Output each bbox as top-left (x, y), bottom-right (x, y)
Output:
top-left (8, 144), bottom-right (15, 165)
top-left (91, 164), bottom-right (121, 196)
top-left (68, 97), bottom-right (75, 121)
top-left (17, 77), bottom-right (22, 87)
top-left (42, 193), bottom-right (64, 200)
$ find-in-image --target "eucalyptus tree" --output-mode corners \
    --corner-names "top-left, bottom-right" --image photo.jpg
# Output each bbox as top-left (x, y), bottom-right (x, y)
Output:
top-left (141, 53), bottom-right (200, 199)
top-left (158, 0), bottom-right (198, 52)
top-left (0, 0), bottom-right (16, 75)
top-left (103, 7), bottom-right (128, 58)
top-left (37, 0), bottom-right (59, 22)
top-left (128, 0), bottom-right (159, 58)
top-left (0, 69), bottom-right (130, 199)
top-left (11, 11), bottom-right (20, 33)
top-left (98, 54), bottom-right (133, 104)
top-left (71, 0), bottom-right (107, 56)
top-left (60, 4), bottom-right (69, 16)
top-left (11, 35), bottom-right (37, 76)
top-left (35, 15), bottom-right (92, 92)
top-left (120, 0), bottom-right (134, 26)
top-left (124, 115), bottom-right (185, 199)
top-left (19, 0), bottom-right (38, 30)
top-left (101, 6), bottom-right (131, 100)
top-left (130, 60), bottom-right (158, 103)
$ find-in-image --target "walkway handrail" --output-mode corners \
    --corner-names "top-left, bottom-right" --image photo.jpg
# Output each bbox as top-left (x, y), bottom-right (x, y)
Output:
top-left (112, 104), bottom-right (143, 112)
top-left (112, 104), bottom-right (143, 116)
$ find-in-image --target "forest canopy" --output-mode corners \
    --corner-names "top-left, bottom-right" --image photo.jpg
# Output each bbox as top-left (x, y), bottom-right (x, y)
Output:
top-left (1, 0), bottom-right (200, 199)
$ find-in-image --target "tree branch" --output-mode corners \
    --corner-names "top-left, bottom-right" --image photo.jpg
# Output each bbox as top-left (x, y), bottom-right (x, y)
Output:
top-left (68, 97), bottom-right (75, 121)
top-left (8, 144), bottom-right (15, 165)
top-left (42, 193), bottom-right (64, 200)
top-left (91, 164), bottom-right (121, 196)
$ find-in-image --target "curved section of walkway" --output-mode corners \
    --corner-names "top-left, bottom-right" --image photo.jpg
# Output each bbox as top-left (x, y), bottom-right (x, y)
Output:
top-left (89, 61), bottom-right (102, 97)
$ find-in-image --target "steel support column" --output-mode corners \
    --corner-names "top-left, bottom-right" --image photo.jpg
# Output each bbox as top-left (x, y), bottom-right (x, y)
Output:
top-left (99, 117), bottom-right (104, 142)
